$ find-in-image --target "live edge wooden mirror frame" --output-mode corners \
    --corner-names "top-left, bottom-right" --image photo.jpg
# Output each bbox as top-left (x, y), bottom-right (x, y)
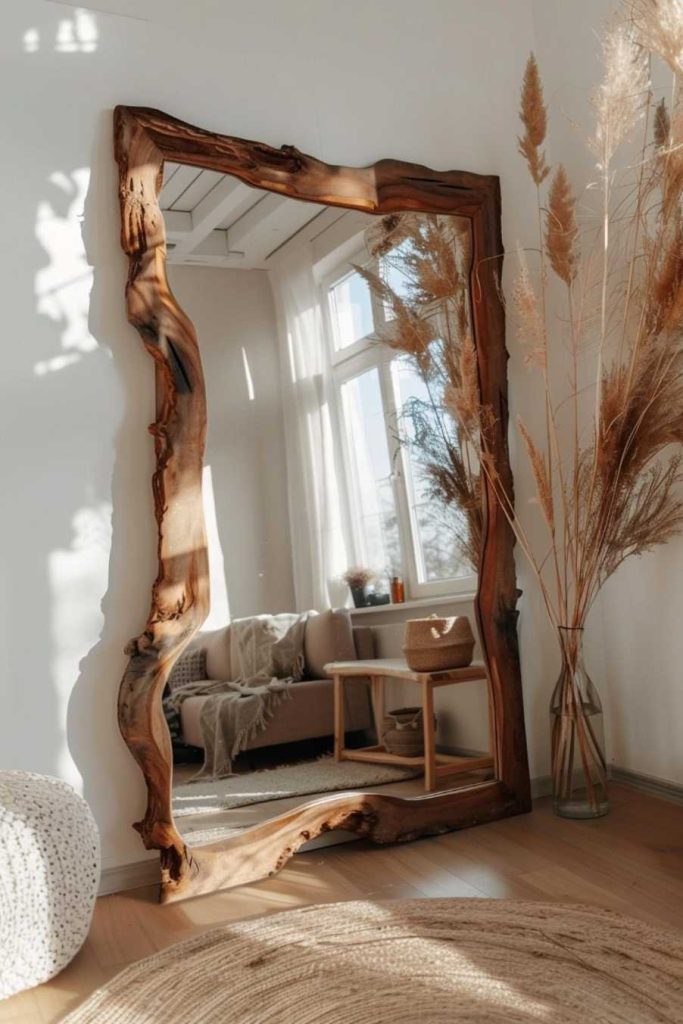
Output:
top-left (113, 104), bottom-right (531, 904)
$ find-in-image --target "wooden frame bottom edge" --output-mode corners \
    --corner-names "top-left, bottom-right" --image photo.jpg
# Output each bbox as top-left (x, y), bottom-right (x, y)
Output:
top-left (159, 780), bottom-right (530, 904)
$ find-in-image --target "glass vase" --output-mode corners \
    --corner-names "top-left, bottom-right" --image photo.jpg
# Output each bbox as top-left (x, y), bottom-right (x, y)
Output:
top-left (550, 626), bottom-right (609, 819)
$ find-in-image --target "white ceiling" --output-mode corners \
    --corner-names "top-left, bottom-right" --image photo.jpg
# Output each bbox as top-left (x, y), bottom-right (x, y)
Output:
top-left (160, 162), bottom-right (333, 269)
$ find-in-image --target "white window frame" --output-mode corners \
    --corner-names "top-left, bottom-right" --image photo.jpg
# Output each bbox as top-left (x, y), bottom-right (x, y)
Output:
top-left (318, 247), bottom-right (477, 602)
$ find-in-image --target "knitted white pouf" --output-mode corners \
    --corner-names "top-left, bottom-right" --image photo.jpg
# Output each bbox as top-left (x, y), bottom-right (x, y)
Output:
top-left (0, 771), bottom-right (100, 999)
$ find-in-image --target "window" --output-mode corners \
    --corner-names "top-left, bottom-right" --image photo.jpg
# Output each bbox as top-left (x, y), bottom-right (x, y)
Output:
top-left (328, 269), bottom-right (374, 351)
top-left (320, 236), bottom-right (476, 601)
top-left (340, 368), bottom-right (401, 573)
top-left (393, 355), bottom-right (471, 587)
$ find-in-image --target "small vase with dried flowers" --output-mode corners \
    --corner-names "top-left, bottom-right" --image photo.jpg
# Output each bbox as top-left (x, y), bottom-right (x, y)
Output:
top-left (342, 567), bottom-right (376, 609)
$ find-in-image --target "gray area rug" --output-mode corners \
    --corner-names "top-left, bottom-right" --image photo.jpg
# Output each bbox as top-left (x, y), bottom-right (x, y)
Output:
top-left (64, 899), bottom-right (683, 1023)
top-left (172, 755), bottom-right (421, 818)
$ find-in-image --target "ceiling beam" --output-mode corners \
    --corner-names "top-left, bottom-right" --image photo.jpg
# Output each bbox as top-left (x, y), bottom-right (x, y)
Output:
top-left (167, 229), bottom-right (246, 267)
top-left (164, 209), bottom-right (192, 242)
top-left (159, 164), bottom-right (202, 208)
top-left (310, 210), bottom-right (371, 277)
top-left (169, 177), bottom-right (257, 261)
top-left (228, 193), bottom-right (326, 265)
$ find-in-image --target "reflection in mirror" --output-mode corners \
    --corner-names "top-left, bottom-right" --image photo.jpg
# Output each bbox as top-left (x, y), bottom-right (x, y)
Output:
top-left (159, 163), bottom-right (493, 849)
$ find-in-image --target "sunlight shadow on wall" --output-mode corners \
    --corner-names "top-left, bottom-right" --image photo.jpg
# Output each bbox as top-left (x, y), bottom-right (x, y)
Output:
top-left (23, 8), bottom-right (98, 54)
top-left (49, 500), bottom-right (112, 786)
top-left (241, 346), bottom-right (255, 401)
top-left (34, 168), bottom-right (101, 375)
top-left (32, 155), bottom-right (117, 792)
top-left (203, 465), bottom-right (231, 630)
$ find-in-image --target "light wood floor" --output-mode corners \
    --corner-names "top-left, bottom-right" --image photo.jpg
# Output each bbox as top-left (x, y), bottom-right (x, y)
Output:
top-left (4, 784), bottom-right (682, 1023)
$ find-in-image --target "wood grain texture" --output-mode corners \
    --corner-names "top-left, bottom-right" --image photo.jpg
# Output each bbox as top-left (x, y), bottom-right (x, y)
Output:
top-left (114, 107), bottom-right (210, 889)
top-left (113, 104), bottom-right (530, 902)
top-left (325, 659), bottom-right (488, 684)
top-left (423, 679), bottom-right (436, 791)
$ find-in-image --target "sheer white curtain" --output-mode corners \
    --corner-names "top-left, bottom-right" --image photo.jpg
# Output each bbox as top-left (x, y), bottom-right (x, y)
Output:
top-left (270, 244), bottom-right (352, 612)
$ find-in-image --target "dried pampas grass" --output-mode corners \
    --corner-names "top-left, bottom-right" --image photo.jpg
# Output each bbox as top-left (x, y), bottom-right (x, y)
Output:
top-left (491, 2), bottom-right (683, 656)
top-left (352, 260), bottom-right (437, 373)
top-left (654, 96), bottom-right (671, 148)
top-left (450, 334), bottom-right (480, 433)
top-left (546, 166), bottom-right (579, 286)
top-left (657, 104), bottom-right (683, 219)
top-left (518, 53), bottom-right (550, 185)
top-left (518, 417), bottom-right (554, 529)
top-left (591, 21), bottom-right (649, 167)
top-left (629, 0), bottom-right (683, 76)
top-left (512, 246), bottom-right (547, 368)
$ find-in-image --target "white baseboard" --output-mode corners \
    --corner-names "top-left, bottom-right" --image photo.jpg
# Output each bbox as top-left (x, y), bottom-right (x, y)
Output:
top-left (98, 765), bottom-right (682, 896)
top-left (530, 765), bottom-right (683, 805)
top-left (98, 858), bottom-right (160, 896)
top-left (610, 765), bottom-right (683, 805)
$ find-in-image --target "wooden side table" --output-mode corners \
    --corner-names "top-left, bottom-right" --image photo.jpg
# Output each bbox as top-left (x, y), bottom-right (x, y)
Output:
top-left (325, 657), bottom-right (494, 792)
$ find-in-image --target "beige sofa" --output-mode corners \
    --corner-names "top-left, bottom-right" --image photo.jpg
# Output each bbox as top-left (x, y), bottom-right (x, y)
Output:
top-left (179, 609), bottom-right (374, 752)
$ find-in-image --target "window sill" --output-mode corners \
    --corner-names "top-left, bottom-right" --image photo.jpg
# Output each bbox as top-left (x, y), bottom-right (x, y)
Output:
top-left (348, 592), bottom-right (477, 618)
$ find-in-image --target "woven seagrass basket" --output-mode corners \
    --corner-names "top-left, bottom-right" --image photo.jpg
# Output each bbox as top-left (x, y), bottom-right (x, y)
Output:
top-left (403, 615), bottom-right (475, 673)
top-left (381, 707), bottom-right (433, 757)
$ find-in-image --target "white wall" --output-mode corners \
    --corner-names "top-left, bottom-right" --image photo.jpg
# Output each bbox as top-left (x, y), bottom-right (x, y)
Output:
top-left (1, 0), bottom-right (678, 879)
top-left (168, 265), bottom-right (295, 622)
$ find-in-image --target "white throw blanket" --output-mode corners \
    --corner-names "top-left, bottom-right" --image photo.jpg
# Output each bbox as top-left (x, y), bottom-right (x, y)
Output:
top-left (172, 613), bottom-right (309, 781)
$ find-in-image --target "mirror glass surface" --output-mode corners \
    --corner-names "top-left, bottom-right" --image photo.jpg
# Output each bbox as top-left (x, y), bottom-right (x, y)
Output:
top-left (160, 161), bottom-right (494, 848)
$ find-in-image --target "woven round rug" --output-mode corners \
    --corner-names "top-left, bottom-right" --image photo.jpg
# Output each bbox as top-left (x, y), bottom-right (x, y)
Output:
top-left (64, 899), bottom-right (683, 1023)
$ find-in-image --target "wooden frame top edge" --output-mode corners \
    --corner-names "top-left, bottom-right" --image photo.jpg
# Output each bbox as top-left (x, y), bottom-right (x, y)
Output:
top-left (114, 104), bottom-right (498, 217)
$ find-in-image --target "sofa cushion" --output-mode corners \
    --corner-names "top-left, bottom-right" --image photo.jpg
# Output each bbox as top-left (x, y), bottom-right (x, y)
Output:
top-left (304, 609), bottom-right (356, 679)
top-left (352, 625), bottom-right (374, 662)
top-left (191, 626), bottom-right (232, 681)
top-left (271, 615), bottom-right (307, 681)
top-left (166, 647), bottom-right (207, 693)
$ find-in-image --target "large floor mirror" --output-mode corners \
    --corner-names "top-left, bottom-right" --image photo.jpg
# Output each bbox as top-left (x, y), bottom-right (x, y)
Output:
top-left (114, 107), bottom-right (530, 902)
